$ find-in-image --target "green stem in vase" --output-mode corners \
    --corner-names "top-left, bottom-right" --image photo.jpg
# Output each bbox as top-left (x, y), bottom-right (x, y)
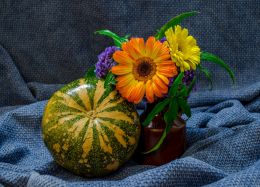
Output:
top-left (143, 72), bottom-right (195, 154)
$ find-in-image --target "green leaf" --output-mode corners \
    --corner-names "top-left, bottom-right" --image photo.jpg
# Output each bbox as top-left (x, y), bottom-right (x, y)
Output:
top-left (95, 29), bottom-right (128, 47)
top-left (198, 65), bottom-right (213, 89)
top-left (143, 100), bottom-right (178, 154)
top-left (143, 124), bottom-right (170, 154)
top-left (178, 84), bottom-right (188, 97)
top-left (142, 98), bottom-right (170, 127)
top-left (104, 72), bottom-right (116, 88)
top-left (143, 108), bottom-right (178, 154)
top-left (103, 72), bottom-right (116, 96)
top-left (155, 11), bottom-right (199, 40)
top-left (187, 76), bottom-right (196, 95)
top-left (200, 52), bottom-right (235, 84)
top-left (178, 98), bottom-right (191, 117)
top-left (123, 34), bottom-right (131, 40)
top-left (169, 72), bottom-right (184, 96)
top-left (164, 98), bottom-right (178, 125)
top-left (84, 66), bottom-right (96, 79)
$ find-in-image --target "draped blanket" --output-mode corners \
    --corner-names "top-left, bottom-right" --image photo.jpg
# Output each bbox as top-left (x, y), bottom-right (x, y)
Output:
top-left (1, 44), bottom-right (260, 186)
top-left (0, 1), bottom-right (260, 186)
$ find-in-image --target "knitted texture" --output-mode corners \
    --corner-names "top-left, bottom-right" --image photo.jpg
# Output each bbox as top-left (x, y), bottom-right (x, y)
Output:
top-left (0, 1), bottom-right (260, 186)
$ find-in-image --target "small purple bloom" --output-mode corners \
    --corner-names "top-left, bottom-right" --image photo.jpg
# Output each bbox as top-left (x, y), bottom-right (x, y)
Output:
top-left (95, 46), bottom-right (120, 78)
top-left (183, 70), bottom-right (195, 85)
top-left (160, 37), bottom-right (167, 43)
top-left (166, 70), bottom-right (196, 97)
top-left (169, 70), bottom-right (195, 87)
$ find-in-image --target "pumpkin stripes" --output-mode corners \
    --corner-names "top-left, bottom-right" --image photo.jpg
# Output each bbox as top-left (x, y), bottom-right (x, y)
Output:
top-left (42, 78), bottom-right (140, 177)
top-left (82, 120), bottom-right (94, 159)
top-left (68, 118), bottom-right (89, 138)
top-left (96, 111), bottom-right (134, 124)
top-left (98, 119), bottom-right (136, 148)
top-left (56, 91), bottom-right (86, 112)
top-left (93, 80), bottom-right (105, 109)
top-left (77, 85), bottom-right (92, 111)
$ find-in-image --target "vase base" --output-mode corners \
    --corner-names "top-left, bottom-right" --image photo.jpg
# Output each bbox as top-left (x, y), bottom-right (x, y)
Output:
top-left (133, 116), bottom-right (186, 166)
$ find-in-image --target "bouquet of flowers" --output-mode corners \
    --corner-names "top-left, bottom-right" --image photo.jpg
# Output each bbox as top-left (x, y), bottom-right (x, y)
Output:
top-left (42, 11), bottom-right (235, 177)
top-left (93, 11), bottom-right (234, 154)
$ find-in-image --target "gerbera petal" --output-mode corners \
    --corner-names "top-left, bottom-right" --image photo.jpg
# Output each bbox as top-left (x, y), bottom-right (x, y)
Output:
top-left (157, 63), bottom-right (178, 77)
top-left (118, 80), bottom-right (136, 99)
top-left (188, 61), bottom-right (197, 70)
top-left (113, 51), bottom-right (134, 65)
top-left (153, 75), bottom-right (168, 94)
top-left (154, 54), bottom-right (171, 63)
top-left (156, 44), bottom-right (170, 57)
top-left (156, 72), bottom-right (170, 85)
top-left (122, 38), bottom-right (142, 60)
top-left (181, 28), bottom-right (189, 38)
top-left (116, 74), bottom-right (134, 88)
top-left (165, 25), bottom-right (200, 72)
top-left (157, 60), bottom-right (174, 66)
top-left (145, 37), bottom-right (156, 57)
top-left (111, 65), bottom-right (132, 75)
top-left (129, 81), bottom-right (145, 104)
top-left (151, 41), bottom-right (162, 59)
top-left (134, 82), bottom-right (146, 104)
top-left (157, 66), bottom-right (177, 77)
top-left (138, 38), bottom-right (146, 55)
top-left (183, 61), bottom-right (190, 70)
top-left (145, 80), bottom-right (154, 103)
top-left (131, 38), bottom-right (146, 56)
top-left (152, 82), bottom-right (163, 97)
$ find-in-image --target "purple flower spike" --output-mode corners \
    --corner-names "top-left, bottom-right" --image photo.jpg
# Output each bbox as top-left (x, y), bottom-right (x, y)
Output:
top-left (183, 70), bottom-right (195, 85)
top-left (95, 46), bottom-right (120, 78)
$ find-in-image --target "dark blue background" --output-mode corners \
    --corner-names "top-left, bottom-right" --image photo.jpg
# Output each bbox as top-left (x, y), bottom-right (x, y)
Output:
top-left (1, 1), bottom-right (259, 89)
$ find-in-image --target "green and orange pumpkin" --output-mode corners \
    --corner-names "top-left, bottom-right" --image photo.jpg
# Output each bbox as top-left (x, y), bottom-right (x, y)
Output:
top-left (42, 77), bottom-right (140, 177)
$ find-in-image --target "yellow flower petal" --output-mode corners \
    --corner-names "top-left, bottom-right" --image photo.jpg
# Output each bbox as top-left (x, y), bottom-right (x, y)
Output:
top-left (165, 25), bottom-right (200, 71)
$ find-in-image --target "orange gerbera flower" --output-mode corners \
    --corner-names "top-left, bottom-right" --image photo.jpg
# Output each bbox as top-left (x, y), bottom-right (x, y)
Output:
top-left (111, 37), bottom-right (178, 104)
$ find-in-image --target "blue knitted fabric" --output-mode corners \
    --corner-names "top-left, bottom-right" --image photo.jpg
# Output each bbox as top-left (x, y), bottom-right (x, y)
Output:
top-left (0, 1), bottom-right (260, 186)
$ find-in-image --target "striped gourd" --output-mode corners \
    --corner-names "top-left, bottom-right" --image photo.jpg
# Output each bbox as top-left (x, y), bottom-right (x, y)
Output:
top-left (42, 77), bottom-right (140, 177)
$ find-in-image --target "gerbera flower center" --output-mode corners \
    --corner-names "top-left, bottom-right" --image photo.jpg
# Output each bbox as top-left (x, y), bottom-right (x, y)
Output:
top-left (133, 57), bottom-right (156, 82)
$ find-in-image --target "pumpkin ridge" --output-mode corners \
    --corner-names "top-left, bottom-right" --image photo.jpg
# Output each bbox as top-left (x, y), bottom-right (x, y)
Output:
top-left (96, 97), bottom-right (124, 113)
top-left (81, 120), bottom-right (94, 159)
top-left (93, 80), bottom-right (105, 109)
top-left (55, 91), bottom-right (86, 113)
top-left (96, 90), bottom-right (118, 110)
top-left (96, 111), bottom-right (133, 124)
top-left (96, 124), bottom-right (113, 154)
top-left (98, 119), bottom-right (135, 148)
top-left (76, 86), bottom-right (92, 111)
top-left (68, 117), bottom-right (89, 138)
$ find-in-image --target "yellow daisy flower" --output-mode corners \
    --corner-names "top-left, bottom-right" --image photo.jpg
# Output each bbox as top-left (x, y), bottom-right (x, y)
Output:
top-left (165, 25), bottom-right (200, 72)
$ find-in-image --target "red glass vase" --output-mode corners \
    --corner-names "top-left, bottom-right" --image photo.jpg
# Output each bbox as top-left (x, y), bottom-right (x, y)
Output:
top-left (134, 103), bottom-right (186, 166)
